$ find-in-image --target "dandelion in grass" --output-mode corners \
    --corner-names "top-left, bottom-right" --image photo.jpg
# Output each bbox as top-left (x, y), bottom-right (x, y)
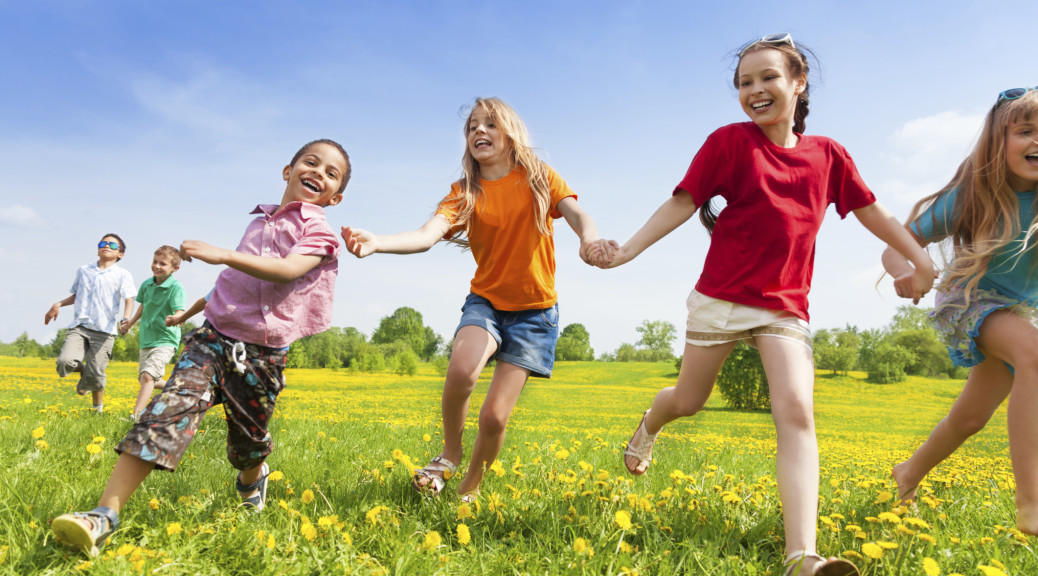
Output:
top-left (555, 448), bottom-right (570, 459)
top-left (318, 516), bottom-right (335, 529)
top-left (878, 512), bottom-right (901, 524)
top-left (457, 523), bottom-right (471, 546)
top-left (422, 531), bottom-right (441, 551)
top-left (489, 460), bottom-right (505, 477)
top-left (302, 489), bottom-right (315, 504)
top-left (266, 535), bottom-right (276, 550)
top-left (978, 566), bottom-right (1008, 576)
top-left (149, 498), bottom-right (160, 510)
top-left (75, 560), bottom-right (92, 571)
top-left (85, 443), bottom-right (101, 455)
top-left (31, 426), bottom-right (44, 439)
top-left (91, 435), bottom-right (106, 444)
top-left (268, 470), bottom-right (285, 482)
top-left (457, 503), bottom-right (473, 520)
top-left (35, 440), bottom-right (49, 451)
top-left (423, 433), bottom-right (431, 442)
top-left (366, 505), bottom-right (389, 526)
top-left (922, 557), bottom-right (940, 576)
top-left (573, 537), bottom-right (593, 557)
top-left (301, 522), bottom-right (317, 542)
top-left (615, 510), bottom-right (632, 531)
top-left (166, 522), bottom-right (182, 536)
top-left (877, 541), bottom-right (898, 550)
top-left (861, 542), bottom-right (883, 559)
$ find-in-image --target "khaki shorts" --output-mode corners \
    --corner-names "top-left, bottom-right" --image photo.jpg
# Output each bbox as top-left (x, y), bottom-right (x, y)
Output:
top-left (685, 290), bottom-right (812, 350)
top-left (139, 346), bottom-right (176, 380)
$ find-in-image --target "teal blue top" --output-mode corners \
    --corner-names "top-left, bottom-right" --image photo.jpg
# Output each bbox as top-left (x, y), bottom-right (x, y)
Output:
top-left (911, 188), bottom-right (1038, 305)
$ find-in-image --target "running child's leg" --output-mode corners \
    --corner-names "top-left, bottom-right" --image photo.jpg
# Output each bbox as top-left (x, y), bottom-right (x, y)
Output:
top-left (415, 325), bottom-right (497, 490)
top-left (457, 361), bottom-right (528, 496)
top-left (893, 359), bottom-right (1011, 502)
top-left (756, 335), bottom-right (820, 572)
top-left (97, 454), bottom-right (156, 513)
top-left (975, 310), bottom-right (1038, 533)
top-left (133, 372), bottom-right (157, 419)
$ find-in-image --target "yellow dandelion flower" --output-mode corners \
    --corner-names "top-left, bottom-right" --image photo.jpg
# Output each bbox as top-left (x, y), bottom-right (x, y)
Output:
top-left (922, 557), bottom-right (940, 576)
top-left (457, 503), bottom-right (473, 520)
top-left (301, 489), bottom-right (315, 504)
top-left (619, 541), bottom-right (633, 553)
top-left (268, 470), bottom-right (285, 482)
top-left (35, 440), bottom-right (49, 451)
top-left (166, 522), bottom-right (182, 536)
top-left (91, 436), bottom-right (106, 444)
top-left (266, 535), bottom-right (275, 550)
top-left (877, 512), bottom-right (901, 524)
top-left (877, 541), bottom-right (898, 550)
top-left (149, 498), bottom-right (160, 510)
top-left (301, 522), bottom-right (317, 542)
top-left (555, 448), bottom-right (570, 459)
top-left (489, 460), bottom-right (505, 477)
top-left (318, 516), bottom-right (335, 528)
top-left (116, 544), bottom-right (134, 556)
top-left (573, 537), bottom-right (589, 555)
top-left (904, 517), bottom-right (931, 529)
top-left (85, 443), bottom-right (101, 455)
top-left (861, 542), bottom-right (883, 559)
top-left (422, 531), bottom-right (441, 551)
top-left (874, 490), bottom-right (893, 504)
top-left (75, 560), bottom-right (92, 571)
top-left (423, 433), bottom-right (432, 442)
top-left (917, 533), bottom-right (936, 544)
top-left (615, 510), bottom-right (632, 530)
top-left (978, 566), bottom-right (1008, 576)
top-left (366, 505), bottom-right (389, 526)
top-left (457, 523), bottom-right (471, 546)
top-left (32, 427), bottom-right (45, 439)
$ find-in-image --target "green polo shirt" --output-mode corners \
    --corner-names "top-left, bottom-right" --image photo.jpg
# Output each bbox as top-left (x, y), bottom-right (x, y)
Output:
top-left (136, 275), bottom-right (186, 348)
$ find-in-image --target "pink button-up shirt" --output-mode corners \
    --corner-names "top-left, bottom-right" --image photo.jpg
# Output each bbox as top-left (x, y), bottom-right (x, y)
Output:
top-left (205, 202), bottom-right (340, 348)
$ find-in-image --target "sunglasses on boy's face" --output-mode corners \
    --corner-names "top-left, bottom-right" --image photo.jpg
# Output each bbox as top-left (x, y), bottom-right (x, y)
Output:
top-left (995, 86), bottom-right (1038, 110)
top-left (97, 241), bottom-right (121, 251)
top-left (739, 33), bottom-right (796, 56)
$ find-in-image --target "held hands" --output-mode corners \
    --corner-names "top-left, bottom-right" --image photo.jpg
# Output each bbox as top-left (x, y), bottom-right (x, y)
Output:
top-left (893, 265), bottom-right (938, 305)
top-left (581, 239), bottom-right (628, 269)
top-left (165, 312), bottom-right (186, 327)
top-left (118, 318), bottom-right (132, 335)
top-left (340, 226), bottom-right (379, 258)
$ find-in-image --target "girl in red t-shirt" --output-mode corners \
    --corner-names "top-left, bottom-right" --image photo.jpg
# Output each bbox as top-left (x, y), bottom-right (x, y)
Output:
top-left (341, 97), bottom-right (606, 501)
top-left (592, 35), bottom-right (935, 576)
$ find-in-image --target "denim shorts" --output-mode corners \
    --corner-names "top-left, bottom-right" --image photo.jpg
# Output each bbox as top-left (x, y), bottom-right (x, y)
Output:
top-left (455, 293), bottom-right (560, 378)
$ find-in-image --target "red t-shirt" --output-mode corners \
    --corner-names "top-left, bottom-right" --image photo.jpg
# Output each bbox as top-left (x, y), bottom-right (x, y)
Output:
top-left (677, 122), bottom-right (876, 320)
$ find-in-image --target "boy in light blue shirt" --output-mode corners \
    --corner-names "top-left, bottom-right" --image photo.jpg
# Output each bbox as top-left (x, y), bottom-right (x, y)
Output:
top-left (45, 234), bottom-right (137, 414)
top-left (120, 245), bottom-right (186, 420)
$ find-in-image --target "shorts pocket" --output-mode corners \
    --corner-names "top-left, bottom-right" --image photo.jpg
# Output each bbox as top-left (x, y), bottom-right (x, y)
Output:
top-left (688, 290), bottom-right (733, 329)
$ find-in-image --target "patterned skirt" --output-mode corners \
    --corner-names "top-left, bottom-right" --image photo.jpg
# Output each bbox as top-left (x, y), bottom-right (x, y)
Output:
top-left (932, 286), bottom-right (1034, 368)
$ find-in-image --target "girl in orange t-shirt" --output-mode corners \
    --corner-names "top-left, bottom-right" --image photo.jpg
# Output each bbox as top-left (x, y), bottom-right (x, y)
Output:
top-left (341, 97), bottom-right (606, 500)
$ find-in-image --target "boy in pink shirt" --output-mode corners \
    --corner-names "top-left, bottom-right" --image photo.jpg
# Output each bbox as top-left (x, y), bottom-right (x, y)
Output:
top-left (52, 139), bottom-right (350, 556)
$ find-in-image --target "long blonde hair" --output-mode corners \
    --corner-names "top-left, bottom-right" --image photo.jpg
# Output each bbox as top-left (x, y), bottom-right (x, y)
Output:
top-left (442, 97), bottom-right (553, 245)
top-left (908, 89), bottom-right (1038, 301)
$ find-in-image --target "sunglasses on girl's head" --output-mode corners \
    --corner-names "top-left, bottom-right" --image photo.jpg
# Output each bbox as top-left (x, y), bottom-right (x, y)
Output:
top-left (739, 33), bottom-right (795, 56)
top-left (995, 86), bottom-right (1038, 109)
top-left (97, 241), bottom-right (121, 250)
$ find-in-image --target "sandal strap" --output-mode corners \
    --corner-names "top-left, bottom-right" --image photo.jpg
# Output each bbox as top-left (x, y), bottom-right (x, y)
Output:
top-left (89, 506), bottom-right (120, 531)
top-left (785, 551), bottom-right (825, 576)
top-left (236, 463), bottom-right (270, 492)
top-left (416, 456), bottom-right (457, 478)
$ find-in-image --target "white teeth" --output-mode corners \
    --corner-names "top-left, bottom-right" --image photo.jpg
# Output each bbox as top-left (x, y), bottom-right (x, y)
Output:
top-left (302, 179), bottom-right (319, 192)
top-left (752, 101), bottom-right (771, 110)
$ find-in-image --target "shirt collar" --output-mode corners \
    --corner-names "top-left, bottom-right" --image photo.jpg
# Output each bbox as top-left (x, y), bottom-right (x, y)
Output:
top-left (251, 201), bottom-right (327, 221)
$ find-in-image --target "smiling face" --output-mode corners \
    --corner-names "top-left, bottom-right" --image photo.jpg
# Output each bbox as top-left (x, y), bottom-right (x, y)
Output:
top-left (280, 142), bottom-right (349, 208)
top-left (466, 107), bottom-right (512, 175)
top-left (97, 235), bottom-right (124, 263)
top-left (736, 48), bottom-right (805, 140)
top-left (150, 252), bottom-right (179, 282)
top-left (1006, 118), bottom-right (1038, 191)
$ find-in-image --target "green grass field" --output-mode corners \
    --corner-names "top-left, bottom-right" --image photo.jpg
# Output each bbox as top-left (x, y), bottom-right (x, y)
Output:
top-left (0, 356), bottom-right (1028, 575)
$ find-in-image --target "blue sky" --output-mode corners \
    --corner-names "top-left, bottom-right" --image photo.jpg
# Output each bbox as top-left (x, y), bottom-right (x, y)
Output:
top-left (2, 1), bottom-right (1034, 355)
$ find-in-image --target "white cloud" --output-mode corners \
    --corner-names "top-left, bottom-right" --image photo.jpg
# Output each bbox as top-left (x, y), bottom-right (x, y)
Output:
top-left (0, 204), bottom-right (41, 226)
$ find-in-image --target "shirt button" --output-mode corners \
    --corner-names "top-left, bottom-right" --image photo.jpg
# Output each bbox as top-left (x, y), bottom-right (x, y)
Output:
top-left (264, 247), bottom-right (270, 252)
top-left (263, 305), bottom-right (270, 311)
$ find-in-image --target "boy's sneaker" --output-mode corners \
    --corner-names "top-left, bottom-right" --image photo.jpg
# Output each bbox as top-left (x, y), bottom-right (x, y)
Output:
top-left (52, 506), bottom-right (119, 557)
top-left (236, 462), bottom-right (270, 512)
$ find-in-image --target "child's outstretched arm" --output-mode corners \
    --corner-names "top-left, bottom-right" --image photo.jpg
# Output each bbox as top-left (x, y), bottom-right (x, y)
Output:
top-left (608, 192), bottom-right (699, 268)
top-left (120, 304), bottom-right (143, 335)
top-left (44, 294), bottom-right (75, 325)
top-left (556, 197), bottom-right (613, 266)
top-left (340, 215), bottom-right (451, 258)
top-left (179, 240), bottom-right (324, 284)
top-left (853, 202), bottom-right (935, 303)
top-left (166, 297), bottom-right (204, 327)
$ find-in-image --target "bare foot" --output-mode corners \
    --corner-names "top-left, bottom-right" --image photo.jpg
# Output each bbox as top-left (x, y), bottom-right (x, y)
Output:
top-left (892, 461), bottom-right (918, 504)
top-left (1016, 502), bottom-right (1038, 535)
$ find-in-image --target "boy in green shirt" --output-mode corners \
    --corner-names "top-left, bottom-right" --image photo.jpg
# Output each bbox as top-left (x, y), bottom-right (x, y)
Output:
top-left (121, 246), bottom-right (186, 420)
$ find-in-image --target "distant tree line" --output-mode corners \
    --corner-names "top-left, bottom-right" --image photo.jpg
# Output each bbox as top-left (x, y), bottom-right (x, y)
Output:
top-left (2, 305), bottom-right (959, 386)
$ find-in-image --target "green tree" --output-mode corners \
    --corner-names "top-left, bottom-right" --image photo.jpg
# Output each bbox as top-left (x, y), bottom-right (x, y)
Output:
top-left (555, 323), bottom-right (594, 361)
top-left (371, 307), bottom-right (442, 361)
top-left (9, 332), bottom-right (43, 357)
top-left (45, 328), bottom-right (68, 358)
top-left (864, 338), bottom-right (916, 384)
top-left (890, 305), bottom-right (933, 332)
top-left (813, 327), bottom-right (859, 375)
top-left (636, 320), bottom-right (677, 361)
top-left (892, 329), bottom-right (953, 377)
top-left (715, 342), bottom-right (770, 411)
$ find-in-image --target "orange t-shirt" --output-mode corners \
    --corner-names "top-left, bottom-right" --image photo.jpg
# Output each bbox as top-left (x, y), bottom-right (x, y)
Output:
top-left (436, 166), bottom-right (576, 311)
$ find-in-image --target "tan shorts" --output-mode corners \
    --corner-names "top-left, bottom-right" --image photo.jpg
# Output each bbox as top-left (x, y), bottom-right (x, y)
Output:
top-left (685, 290), bottom-right (812, 350)
top-left (139, 346), bottom-right (176, 380)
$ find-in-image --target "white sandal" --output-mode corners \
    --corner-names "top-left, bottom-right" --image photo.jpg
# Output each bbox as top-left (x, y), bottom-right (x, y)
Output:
top-left (784, 551), bottom-right (859, 576)
top-left (623, 410), bottom-right (658, 476)
top-left (411, 456), bottom-right (457, 496)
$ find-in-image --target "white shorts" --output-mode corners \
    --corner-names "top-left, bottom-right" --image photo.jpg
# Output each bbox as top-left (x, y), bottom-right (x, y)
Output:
top-left (139, 346), bottom-right (176, 380)
top-left (685, 290), bottom-right (812, 350)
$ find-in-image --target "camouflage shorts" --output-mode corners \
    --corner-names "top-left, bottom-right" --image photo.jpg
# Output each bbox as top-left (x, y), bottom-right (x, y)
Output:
top-left (115, 324), bottom-right (287, 471)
